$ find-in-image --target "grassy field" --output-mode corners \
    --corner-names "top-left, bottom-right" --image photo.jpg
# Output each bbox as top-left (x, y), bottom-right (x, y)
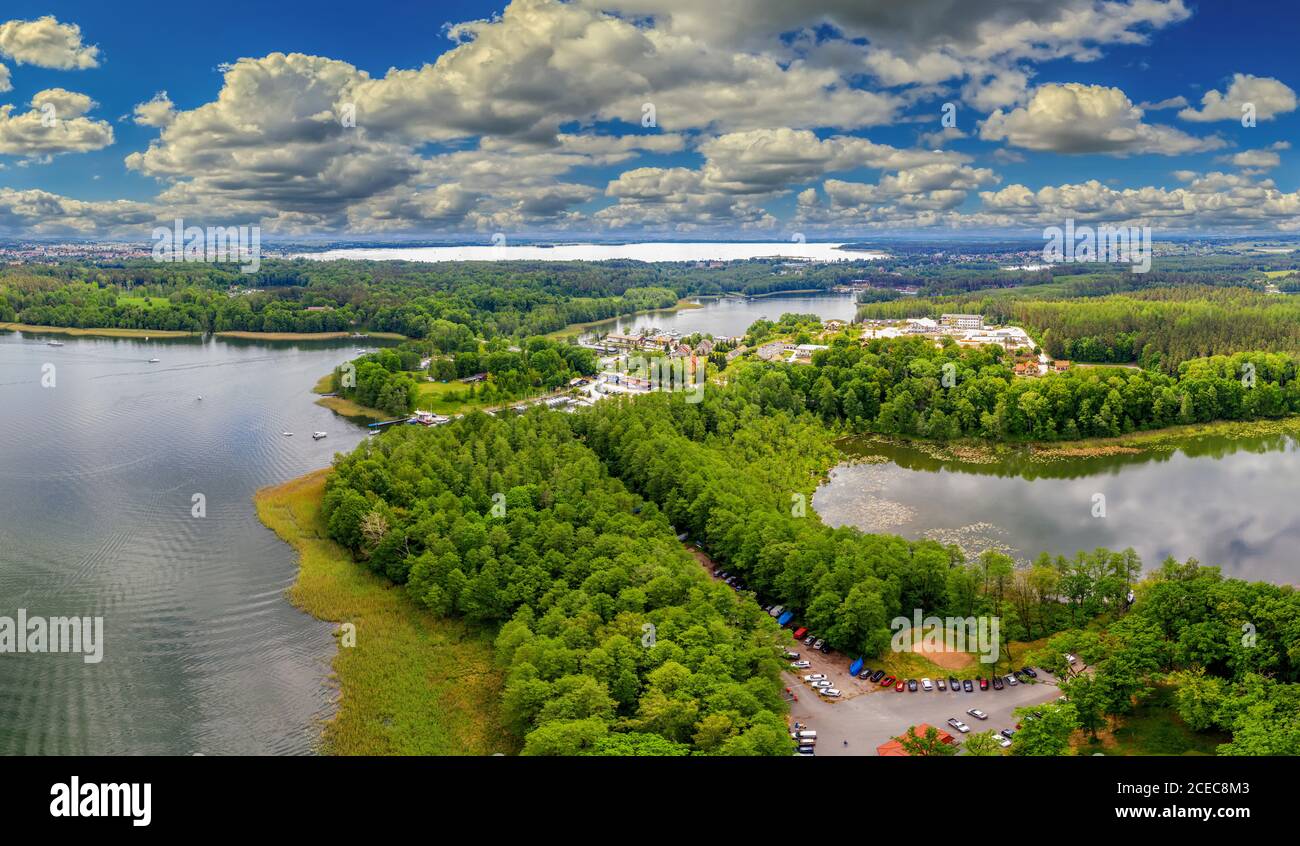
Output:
top-left (1072, 684), bottom-right (1226, 756)
top-left (117, 295), bottom-right (171, 310)
top-left (0, 322), bottom-right (194, 338)
top-left (255, 469), bottom-right (512, 755)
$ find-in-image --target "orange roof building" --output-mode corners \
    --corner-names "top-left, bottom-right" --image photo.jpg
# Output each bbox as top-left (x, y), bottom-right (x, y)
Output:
top-left (875, 723), bottom-right (955, 756)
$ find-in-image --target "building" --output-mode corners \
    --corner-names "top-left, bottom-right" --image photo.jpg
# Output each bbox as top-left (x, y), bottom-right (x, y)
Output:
top-left (791, 343), bottom-right (829, 363)
top-left (823, 319), bottom-right (847, 331)
top-left (941, 313), bottom-right (984, 330)
top-left (756, 341), bottom-right (794, 361)
top-left (906, 317), bottom-right (938, 334)
top-left (1054, 360), bottom-right (1071, 372)
top-left (1013, 361), bottom-right (1038, 377)
top-left (725, 345), bottom-right (748, 362)
top-left (875, 723), bottom-right (956, 756)
top-left (605, 333), bottom-right (642, 349)
top-left (694, 338), bottom-right (714, 356)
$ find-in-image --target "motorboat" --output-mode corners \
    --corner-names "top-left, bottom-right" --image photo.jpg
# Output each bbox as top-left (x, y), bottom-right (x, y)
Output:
top-left (312, 431), bottom-right (327, 440)
top-left (47, 340), bottom-right (64, 346)
top-left (149, 358), bottom-right (160, 363)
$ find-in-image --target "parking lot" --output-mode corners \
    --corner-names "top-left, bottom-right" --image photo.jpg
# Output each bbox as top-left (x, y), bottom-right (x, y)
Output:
top-left (788, 669), bottom-right (1065, 755)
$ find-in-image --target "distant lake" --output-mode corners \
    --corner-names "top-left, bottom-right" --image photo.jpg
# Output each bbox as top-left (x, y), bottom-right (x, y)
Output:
top-left (297, 242), bottom-right (885, 263)
top-left (814, 434), bottom-right (1300, 586)
top-left (0, 330), bottom-right (369, 754)
top-left (585, 292), bottom-right (861, 339)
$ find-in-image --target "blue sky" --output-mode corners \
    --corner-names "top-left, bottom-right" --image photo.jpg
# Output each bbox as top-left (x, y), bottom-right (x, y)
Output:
top-left (0, 0), bottom-right (1297, 239)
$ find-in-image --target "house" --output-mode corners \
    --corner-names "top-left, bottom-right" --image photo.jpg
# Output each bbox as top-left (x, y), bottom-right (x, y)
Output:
top-left (669, 343), bottom-right (693, 359)
top-left (941, 313), bottom-right (984, 330)
top-left (1054, 360), bottom-right (1071, 372)
top-left (694, 338), bottom-right (714, 356)
top-left (304, 305), bottom-right (334, 312)
top-left (458, 372), bottom-right (489, 383)
top-left (823, 319), bottom-right (847, 331)
top-left (906, 317), bottom-right (938, 334)
top-left (791, 343), bottom-right (829, 363)
top-left (875, 723), bottom-right (956, 756)
top-left (1013, 361), bottom-right (1038, 377)
top-left (725, 345), bottom-right (748, 362)
top-left (605, 333), bottom-right (642, 349)
top-left (756, 341), bottom-right (794, 361)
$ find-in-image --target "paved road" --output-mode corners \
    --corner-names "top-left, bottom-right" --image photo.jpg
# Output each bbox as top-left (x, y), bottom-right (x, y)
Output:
top-left (789, 672), bottom-right (1065, 755)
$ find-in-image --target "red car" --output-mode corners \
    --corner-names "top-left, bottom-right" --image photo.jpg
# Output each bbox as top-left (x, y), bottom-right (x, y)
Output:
top-left (978, 677), bottom-right (989, 690)
top-left (792, 627), bottom-right (808, 640)
top-left (894, 680), bottom-right (906, 692)
top-left (879, 675), bottom-right (896, 687)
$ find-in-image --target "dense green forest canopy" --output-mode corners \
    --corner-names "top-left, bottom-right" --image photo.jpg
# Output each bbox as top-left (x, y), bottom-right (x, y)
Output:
top-left (0, 257), bottom-right (884, 337)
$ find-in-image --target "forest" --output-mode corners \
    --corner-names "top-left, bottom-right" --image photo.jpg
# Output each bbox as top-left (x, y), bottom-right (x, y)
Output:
top-left (774, 335), bottom-right (1300, 441)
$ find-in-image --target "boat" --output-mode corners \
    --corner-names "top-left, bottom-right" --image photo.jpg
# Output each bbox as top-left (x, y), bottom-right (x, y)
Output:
top-left (149, 358), bottom-right (160, 363)
top-left (47, 341), bottom-right (64, 347)
top-left (312, 431), bottom-right (327, 440)
top-left (282, 431), bottom-right (293, 437)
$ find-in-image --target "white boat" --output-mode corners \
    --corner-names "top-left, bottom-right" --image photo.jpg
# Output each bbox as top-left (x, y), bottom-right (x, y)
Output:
top-left (282, 431), bottom-right (293, 437)
top-left (312, 431), bottom-right (327, 440)
top-left (47, 340), bottom-right (64, 347)
top-left (149, 358), bottom-right (160, 363)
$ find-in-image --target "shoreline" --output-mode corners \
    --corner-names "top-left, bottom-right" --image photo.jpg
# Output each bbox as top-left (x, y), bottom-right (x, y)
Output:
top-left (544, 297), bottom-right (702, 339)
top-left (253, 468), bottom-right (510, 755)
top-left (0, 322), bottom-right (195, 339)
top-left (836, 415), bottom-right (1300, 465)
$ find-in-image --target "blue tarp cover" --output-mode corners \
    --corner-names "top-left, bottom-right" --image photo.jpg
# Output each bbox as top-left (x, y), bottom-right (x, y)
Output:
top-left (777, 610), bottom-right (794, 626)
top-left (849, 657), bottom-right (864, 676)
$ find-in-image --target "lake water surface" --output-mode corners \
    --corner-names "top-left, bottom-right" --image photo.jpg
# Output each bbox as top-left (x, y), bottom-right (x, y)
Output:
top-left (587, 292), bottom-right (861, 339)
top-left (0, 330), bottom-right (368, 754)
top-left (814, 434), bottom-right (1300, 586)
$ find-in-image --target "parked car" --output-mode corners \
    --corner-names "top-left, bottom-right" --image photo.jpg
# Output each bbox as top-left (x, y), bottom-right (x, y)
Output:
top-left (948, 676), bottom-right (960, 691)
top-left (1005, 673), bottom-right (1018, 686)
top-left (962, 679), bottom-right (974, 692)
top-left (803, 635), bottom-right (816, 646)
top-left (880, 675), bottom-right (896, 687)
top-left (978, 677), bottom-right (989, 691)
top-left (819, 642), bottom-right (831, 654)
top-left (870, 670), bottom-right (886, 682)
top-left (946, 718), bottom-right (971, 733)
top-left (1022, 667), bottom-right (1038, 678)
top-left (792, 730), bottom-right (817, 741)
top-left (967, 709), bottom-right (988, 720)
top-left (769, 605), bottom-right (785, 617)
top-left (812, 638), bottom-right (825, 651)
top-left (907, 679), bottom-right (918, 692)
top-left (782, 650), bottom-right (800, 659)
top-left (921, 678), bottom-right (933, 691)
top-left (996, 735), bottom-right (1012, 748)
top-left (792, 627), bottom-right (808, 639)
top-left (1000, 729), bottom-right (1016, 740)
top-left (936, 678), bottom-right (946, 691)
top-left (790, 660), bottom-right (811, 669)
top-left (820, 688), bottom-right (842, 698)
top-left (858, 668), bottom-right (874, 679)
top-left (991, 675), bottom-right (1004, 690)
top-left (803, 674), bottom-right (828, 682)
top-left (895, 680), bottom-right (906, 692)
top-left (1012, 670), bottom-right (1026, 681)
top-left (811, 680), bottom-right (832, 689)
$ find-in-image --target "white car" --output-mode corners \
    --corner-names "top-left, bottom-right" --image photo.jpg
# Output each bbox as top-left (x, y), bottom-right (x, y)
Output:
top-left (803, 674), bottom-right (828, 682)
top-left (921, 678), bottom-right (933, 691)
top-left (790, 660), bottom-right (811, 669)
top-left (966, 709), bottom-right (988, 721)
top-left (820, 688), bottom-right (842, 698)
top-left (811, 680), bottom-right (833, 688)
top-left (946, 718), bottom-right (971, 733)
top-left (996, 735), bottom-right (1012, 748)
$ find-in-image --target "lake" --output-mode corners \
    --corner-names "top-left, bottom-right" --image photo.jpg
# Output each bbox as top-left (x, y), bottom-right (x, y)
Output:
top-left (298, 241), bottom-right (884, 263)
top-left (585, 292), bottom-right (862, 339)
top-left (814, 433), bottom-right (1300, 586)
top-left (0, 330), bottom-right (369, 754)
